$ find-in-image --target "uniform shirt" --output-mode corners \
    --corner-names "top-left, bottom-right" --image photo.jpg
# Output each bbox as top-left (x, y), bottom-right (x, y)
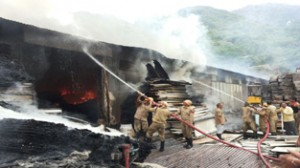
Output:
top-left (268, 105), bottom-right (278, 121)
top-left (278, 106), bottom-right (294, 122)
top-left (176, 106), bottom-right (195, 123)
top-left (134, 103), bottom-right (152, 121)
top-left (242, 106), bottom-right (255, 122)
top-left (150, 107), bottom-right (172, 124)
top-left (215, 108), bottom-right (225, 125)
top-left (257, 107), bottom-right (269, 117)
top-left (258, 107), bottom-right (269, 125)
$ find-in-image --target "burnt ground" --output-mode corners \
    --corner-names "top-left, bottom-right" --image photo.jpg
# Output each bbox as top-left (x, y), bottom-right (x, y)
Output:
top-left (0, 119), bottom-right (152, 167)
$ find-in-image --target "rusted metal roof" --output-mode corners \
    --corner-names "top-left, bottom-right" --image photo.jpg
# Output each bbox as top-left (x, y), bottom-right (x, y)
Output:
top-left (145, 143), bottom-right (265, 168)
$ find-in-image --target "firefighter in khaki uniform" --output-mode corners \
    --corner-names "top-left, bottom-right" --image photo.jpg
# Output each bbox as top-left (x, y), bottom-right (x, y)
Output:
top-left (257, 103), bottom-right (270, 135)
top-left (133, 96), bottom-right (153, 140)
top-left (242, 102), bottom-right (257, 139)
top-left (215, 103), bottom-right (226, 140)
top-left (146, 101), bottom-right (172, 152)
top-left (176, 100), bottom-right (195, 149)
top-left (266, 102), bottom-right (278, 135)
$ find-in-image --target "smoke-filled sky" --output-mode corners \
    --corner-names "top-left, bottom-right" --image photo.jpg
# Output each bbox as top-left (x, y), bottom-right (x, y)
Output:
top-left (0, 0), bottom-right (299, 77)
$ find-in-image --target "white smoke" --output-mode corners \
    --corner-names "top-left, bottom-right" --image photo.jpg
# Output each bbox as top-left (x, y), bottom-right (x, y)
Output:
top-left (136, 14), bottom-right (208, 65)
top-left (0, 0), bottom-right (210, 66)
top-left (0, 105), bottom-right (124, 136)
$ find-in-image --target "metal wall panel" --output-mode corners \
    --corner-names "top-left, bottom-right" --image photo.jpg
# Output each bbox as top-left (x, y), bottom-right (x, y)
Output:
top-left (212, 82), bottom-right (246, 110)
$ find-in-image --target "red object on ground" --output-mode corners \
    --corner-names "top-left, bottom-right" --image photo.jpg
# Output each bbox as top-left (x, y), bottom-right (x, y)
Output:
top-left (257, 118), bottom-right (272, 168)
top-left (121, 144), bottom-right (130, 168)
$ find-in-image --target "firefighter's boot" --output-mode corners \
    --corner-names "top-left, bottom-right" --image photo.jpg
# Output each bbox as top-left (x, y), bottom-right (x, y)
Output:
top-left (159, 141), bottom-right (165, 152)
top-left (255, 131), bottom-right (259, 139)
top-left (183, 137), bottom-right (189, 148)
top-left (186, 138), bottom-right (193, 149)
top-left (217, 134), bottom-right (224, 140)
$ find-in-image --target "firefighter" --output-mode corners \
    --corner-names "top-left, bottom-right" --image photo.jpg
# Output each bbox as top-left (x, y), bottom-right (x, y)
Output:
top-left (266, 101), bottom-right (278, 135)
top-left (257, 103), bottom-right (270, 135)
top-left (290, 98), bottom-right (300, 134)
top-left (215, 102), bottom-right (226, 140)
top-left (242, 102), bottom-right (257, 139)
top-left (176, 99), bottom-right (195, 149)
top-left (133, 95), bottom-right (153, 140)
top-left (146, 101), bottom-right (172, 152)
top-left (277, 103), bottom-right (297, 135)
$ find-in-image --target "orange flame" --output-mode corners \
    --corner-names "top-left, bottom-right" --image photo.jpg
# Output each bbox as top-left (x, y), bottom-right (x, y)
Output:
top-left (60, 88), bottom-right (96, 105)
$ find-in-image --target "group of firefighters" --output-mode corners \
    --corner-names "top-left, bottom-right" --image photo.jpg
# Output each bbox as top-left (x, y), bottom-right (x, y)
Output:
top-left (215, 99), bottom-right (300, 141)
top-left (132, 94), bottom-right (300, 153)
top-left (132, 93), bottom-right (300, 167)
top-left (241, 100), bottom-right (299, 138)
top-left (133, 95), bottom-right (195, 151)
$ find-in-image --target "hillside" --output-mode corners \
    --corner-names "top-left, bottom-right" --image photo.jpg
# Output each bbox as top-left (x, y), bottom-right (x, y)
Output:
top-left (181, 4), bottom-right (300, 77)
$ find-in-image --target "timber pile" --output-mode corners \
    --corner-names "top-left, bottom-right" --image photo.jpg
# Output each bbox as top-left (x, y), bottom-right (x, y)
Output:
top-left (267, 68), bottom-right (300, 103)
top-left (293, 68), bottom-right (300, 99)
top-left (269, 73), bottom-right (295, 101)
top-left (144, 79), bottom-right (213, 137)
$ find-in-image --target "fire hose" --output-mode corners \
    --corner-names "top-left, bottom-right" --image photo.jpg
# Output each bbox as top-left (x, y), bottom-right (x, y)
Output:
top-left (147, 98), bottom-right (279, 164)
top-left (170, 114), bottom-right (279, 165)
top-left (85, 51), bottom-right (277, 166)
top-left (257, 118), bottom-right (272, 168)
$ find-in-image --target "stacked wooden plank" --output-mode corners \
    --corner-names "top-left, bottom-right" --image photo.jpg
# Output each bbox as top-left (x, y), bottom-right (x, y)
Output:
top-left (293, 68), bottom-right (300, 99)
top-left (144, 79), bottom-right (215, 137)
top-left (268, 73), bottom-right (296, 101)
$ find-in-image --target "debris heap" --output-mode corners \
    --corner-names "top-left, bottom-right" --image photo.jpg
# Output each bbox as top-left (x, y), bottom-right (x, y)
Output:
top-left (0, 118), bottom-right (148, 167)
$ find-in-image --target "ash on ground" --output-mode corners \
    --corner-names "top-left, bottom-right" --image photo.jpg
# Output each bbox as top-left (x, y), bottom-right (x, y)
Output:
top-left (0, 118), bottom-right (152, 167)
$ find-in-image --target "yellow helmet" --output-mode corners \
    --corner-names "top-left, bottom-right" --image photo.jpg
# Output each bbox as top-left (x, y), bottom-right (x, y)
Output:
top-left (145, 97), bottom-right (153, 102)
top-left (183, 100), bottom-right (192, 106)
top-left (263, 102), bottom-right (268, 107)
top-left (160, 101), bottom-right (169, 107)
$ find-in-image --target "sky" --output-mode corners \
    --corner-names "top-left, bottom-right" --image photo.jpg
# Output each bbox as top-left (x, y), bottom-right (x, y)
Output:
top-left (1, 0), bottom-right (300, 77)
top-left (2, 0), bottom-right (300, 25)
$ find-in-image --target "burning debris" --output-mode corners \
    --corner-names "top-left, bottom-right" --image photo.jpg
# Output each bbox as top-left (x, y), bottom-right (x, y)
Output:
top-left (0, 118), bottom-right (150, 167)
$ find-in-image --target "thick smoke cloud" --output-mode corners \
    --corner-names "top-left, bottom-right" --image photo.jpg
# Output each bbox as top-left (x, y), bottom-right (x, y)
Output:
top-left (0, 0), bottom-right (209, 65)
top-left (1, 0), bottom-right (296, 79)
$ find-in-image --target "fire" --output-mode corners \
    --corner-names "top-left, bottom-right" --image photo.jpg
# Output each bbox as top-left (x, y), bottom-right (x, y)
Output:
top-left (60, 88), bottom-right (96, 105)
